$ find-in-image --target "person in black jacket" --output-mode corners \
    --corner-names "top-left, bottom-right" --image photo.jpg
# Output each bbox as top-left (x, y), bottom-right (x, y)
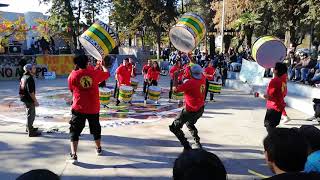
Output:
top-left (19, 64), bottom-right (41, 137)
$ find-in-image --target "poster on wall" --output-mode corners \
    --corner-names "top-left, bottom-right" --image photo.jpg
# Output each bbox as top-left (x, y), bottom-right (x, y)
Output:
top-left (36, 55), bottom-right (75, 76)
top-left (239, 59), bottom-right (265, 85)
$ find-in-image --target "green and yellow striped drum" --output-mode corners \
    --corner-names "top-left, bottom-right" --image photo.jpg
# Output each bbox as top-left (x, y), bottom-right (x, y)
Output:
top-left (79, 20), bottom-right (119, 60)
top-left (130, 78), bottom-right (139, 90)
top-left (99, 88), bottom-right (112, 105)
top-left (148, 86), bottom-right (161, 101)
top-left (169, 13), bottom-right (207, 53)
top-left (208, 81), bottom-right (222, 93)
top-left (252, 36), bottom-right (287, 68)
top-left (119, 85), bottom-right (133, 103)
top-left (172, 92), bottom-right (184, 101)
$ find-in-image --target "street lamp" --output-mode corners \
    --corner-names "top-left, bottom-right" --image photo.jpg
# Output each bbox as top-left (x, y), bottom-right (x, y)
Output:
top-left (221, 0), bottom-right (226, 53)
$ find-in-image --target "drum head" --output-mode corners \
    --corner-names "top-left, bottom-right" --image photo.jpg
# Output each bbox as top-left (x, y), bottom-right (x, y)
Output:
top-left (149, 86), bottom-right (161, 91)
top-left (121, 86), bottom-right (133, 91)
top-left (170, 26), bottom-right (196, 53)
top-left (253, 37), bottom-right (287, 68)
top-left (79, 36), bottom-right (102, 60)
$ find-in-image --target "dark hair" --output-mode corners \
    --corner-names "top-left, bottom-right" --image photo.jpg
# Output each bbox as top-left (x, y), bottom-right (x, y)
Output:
top-left (17, 169), bottom-right (59, 180)
top-left (263, 128), bottom-right (308, 172)
top-left (73, 54), bottom-right (88, 69)
top-left (173, 149), bottom-right (227, 180)
top-left (152, 61), bottom-right (160, 71)
top-left (274, 62), bottom-right (288, 77)
top-left (299, 125), bottom-right (320, 152)
top-left (175, 60), bottom-right (181, 65)
top-left (124, 58), bottom-right (129, 62)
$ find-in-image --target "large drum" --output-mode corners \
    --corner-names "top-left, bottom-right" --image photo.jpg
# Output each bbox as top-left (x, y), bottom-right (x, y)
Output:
top-left (119, 86), bottom-right (133, 103)
top-left (99, 88), bottom-right (112, 105)
top-left (148, 86), bottom-right (161, 101)
top-left (130, 78), bottom-right (139, 90)
top-left (172, 92), bottom-right (184, 101)
top-left (252, 36), bottom-right (287, 68)
top-left (208, 81), bottom-right (222, 93)
top-left (169, 13), bottom-right (207, 53)
top-left (79, 20), bottom-right (119, 60)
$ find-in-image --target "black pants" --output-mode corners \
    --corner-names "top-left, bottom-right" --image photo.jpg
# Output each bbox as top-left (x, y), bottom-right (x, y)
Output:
top-left (69, 110), bottom-right (101, 141)
top-left (169, 106), bottom-right (204, 148)
top-left (25, 102), bottom-right (36, 131)
top-left (113, 81), bottom-right (118, 98)
top-left (143, 80), bottom-right (148, 94)
top-left (144, 80), bottom-right (158, 101)
top-left (264, 109), bottom-right (282, 134)
top-left (204, 80), bottom-right (214, 101)
top-left (169, 79), bottom-right (173, 99)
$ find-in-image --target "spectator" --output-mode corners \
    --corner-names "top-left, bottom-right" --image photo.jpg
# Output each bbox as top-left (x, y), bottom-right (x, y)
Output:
top-left (40, 37), bottom-right (49, 54)
top-left (299, 125), bottom-right (320, 173)
top-left (19, 64), bottom-right (41, 137)
top-left (230, 52), bottom-right (242, 72)
top-left (200, 52), bottom-right (207, 67)
top-left (292, 53), bottom-right (317, 83)
top-left (308, 60), bottom-right (320, 86)
top-left (161, 59), bottom-right (170, 75)
top-left (173, 149), bottom-right (227, 180)
top-left (287, 52), bottom-right (300, 80)
top-left (263, 128), bottom-right (320, 180)
top-left (17, 169), bottom-right (59, 180)
top-left (50, 36), bottom-right (55, 54)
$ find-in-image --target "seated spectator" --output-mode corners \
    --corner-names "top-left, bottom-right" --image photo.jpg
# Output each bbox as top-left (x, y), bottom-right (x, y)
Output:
top-left (263, 128), bottom-right (320, 180)
top-left (308, 60), bottom-right (320, 86)
top-left (286, 52), bottom-right (299, 80)
top-left (291, 53), bottom-right (317, 83)
top-left (17, 169), bottom-right (59, 180)
top-left (299, 125), bottom-right (320, 173)
top-left (173, 149), bottom-right (227, 180)
top-left (230, 52), bottom-right (242, 72)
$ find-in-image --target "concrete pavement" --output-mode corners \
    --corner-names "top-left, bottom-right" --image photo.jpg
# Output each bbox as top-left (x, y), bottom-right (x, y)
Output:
top-left (0, 76), bottom-right (316, 180)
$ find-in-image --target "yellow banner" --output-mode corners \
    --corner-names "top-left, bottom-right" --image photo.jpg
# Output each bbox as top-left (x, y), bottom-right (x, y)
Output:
top-left (36, 55), bottom-right (75, 75)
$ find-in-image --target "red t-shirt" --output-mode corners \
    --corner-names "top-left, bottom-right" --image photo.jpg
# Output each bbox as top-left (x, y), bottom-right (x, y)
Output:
top-left (116, 64), bottom-right (131, 86)
top-left (183, 64), bottom-right (192, 80)
top-left (266, 76), bottom-right (286, 112)
top-left (176, 75), bottom-right (206, 112)
top-left (147, 67), bottom-right (160, 81)
top-left (68, 68), bottom-right (110, 114)
top-left (204, 67), bottom-right (216, 81)
top-left (169, 65), bottom-right (183, 81)
top-left (142, 64), bottom-right (151, 79)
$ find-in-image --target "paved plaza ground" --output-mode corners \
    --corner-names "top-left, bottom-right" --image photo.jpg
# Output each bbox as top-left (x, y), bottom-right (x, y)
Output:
top-left (0, 75), bottom-right (318, 180)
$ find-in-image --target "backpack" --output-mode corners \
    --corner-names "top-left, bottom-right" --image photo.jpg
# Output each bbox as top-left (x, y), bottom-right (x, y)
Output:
top-left (313, 98), bottom-right (320, 118)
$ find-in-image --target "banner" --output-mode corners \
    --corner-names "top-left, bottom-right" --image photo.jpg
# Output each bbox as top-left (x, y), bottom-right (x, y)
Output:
top-left (0, 65), bottom-right (48, 80)
top-left (239, 59), bottom-right (265, 85)
top-left (36, 55), bottom-right (75, 76)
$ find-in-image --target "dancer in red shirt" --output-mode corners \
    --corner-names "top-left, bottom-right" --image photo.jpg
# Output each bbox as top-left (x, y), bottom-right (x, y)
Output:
top-left (263, 62), bottom-right (288, 133)
top-left (144, 61), bottom-right (161, 101)
top-left (142, 60), bottom-right (152, 94)
top-left (115, 58), bottom-right (131, 105)
top-left (203, 61), bottom-right (216, 101)
top-left (67, 55), bottom-right (110, 163)
top-left (169, 60), bottom-right (183, 100)
top-left (170, 64), bottom-right (206, 150)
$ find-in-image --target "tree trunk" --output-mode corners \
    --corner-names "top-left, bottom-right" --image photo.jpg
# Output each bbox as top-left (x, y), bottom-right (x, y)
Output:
top-left (77, 0), bottom-right (82, 49)
top-left (209, 35), bottom-right (215, 57)
top-left (129, 35), bottom-right (132, 47)
top-left (156, 28), bottom-right (161, 60)
top-left (245, 26), bottom-right (254, 48)
top-left (65, 0), bottom-right (77, 50)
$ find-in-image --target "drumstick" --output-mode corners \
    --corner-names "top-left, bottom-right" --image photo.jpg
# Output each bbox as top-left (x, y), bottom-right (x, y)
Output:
top-left (248, 169), bottom-right (269, 179)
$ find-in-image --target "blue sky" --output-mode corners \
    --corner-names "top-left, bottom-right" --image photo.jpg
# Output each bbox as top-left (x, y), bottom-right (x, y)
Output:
top-left (0, 0), bottom-right (50, 14)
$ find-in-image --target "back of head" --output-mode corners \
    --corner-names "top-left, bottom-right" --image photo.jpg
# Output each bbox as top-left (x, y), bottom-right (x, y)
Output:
top-left (17, 169), bottom-right (59, 180)
top-left (299, 125), bottom-right (320, 152)
top-left (275, 62), bottom-right (288, 77)
top-left (173, 149), bottom-right (227, 180)
top-left (263, 128), bottom-right (308, 172)
top-left (73, 54), bottom-right (88, 69)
